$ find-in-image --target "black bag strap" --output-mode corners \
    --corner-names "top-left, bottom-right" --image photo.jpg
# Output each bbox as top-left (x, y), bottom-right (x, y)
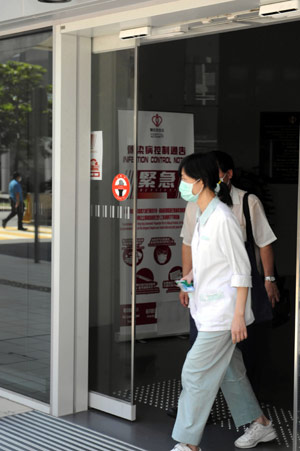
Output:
top-left (243, 193), bottom-right (255, 251)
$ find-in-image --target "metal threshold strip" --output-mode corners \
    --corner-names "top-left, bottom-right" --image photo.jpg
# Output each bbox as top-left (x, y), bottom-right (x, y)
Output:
top-left (0, 410), bottom-right (147, 451)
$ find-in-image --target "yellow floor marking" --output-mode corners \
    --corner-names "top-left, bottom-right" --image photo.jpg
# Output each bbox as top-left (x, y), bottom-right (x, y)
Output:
top-left (0, 225), bottom-right (52, 242)
top-left (3, 226), bottom-right (52, 231)
top-left (0, 233), bottom-right (24, 240)
top-left (0, 230), bottom-right (52, 240)
top-left (26, 226), bottom-right (52, 233)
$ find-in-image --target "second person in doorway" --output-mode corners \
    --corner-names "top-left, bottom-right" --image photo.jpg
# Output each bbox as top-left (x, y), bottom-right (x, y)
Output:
top-left (180, 151), bottom-right (279, 397)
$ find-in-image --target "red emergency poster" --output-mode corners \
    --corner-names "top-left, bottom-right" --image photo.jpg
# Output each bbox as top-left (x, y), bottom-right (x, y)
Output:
top-left (118, 111), bottom-right (194, 339)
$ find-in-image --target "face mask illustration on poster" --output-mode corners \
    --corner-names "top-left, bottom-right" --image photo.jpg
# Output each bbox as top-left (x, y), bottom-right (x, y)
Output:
top-left (118, 111), bottom-right (194, 339)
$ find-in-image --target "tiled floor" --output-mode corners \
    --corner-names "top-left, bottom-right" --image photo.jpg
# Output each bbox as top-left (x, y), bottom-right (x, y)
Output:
top-left (83, 330), bottom-right (294, 451)
top-left (97, 380), bottom-right (292, 449)
top-left (65, 402), bottom-right (285, 451)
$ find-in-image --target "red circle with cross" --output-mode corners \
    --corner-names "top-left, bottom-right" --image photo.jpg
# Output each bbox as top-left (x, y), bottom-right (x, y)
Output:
top-left (112, 174), bottom-right (130, 201)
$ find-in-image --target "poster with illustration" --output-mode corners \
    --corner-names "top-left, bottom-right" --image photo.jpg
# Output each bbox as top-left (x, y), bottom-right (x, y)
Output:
top-left (90, 131), bottom-right (103, 180)
top-left (118, 111), bottom-right (194, 339)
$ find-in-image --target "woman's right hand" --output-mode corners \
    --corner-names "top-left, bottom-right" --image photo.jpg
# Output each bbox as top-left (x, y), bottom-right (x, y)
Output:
top-left (231, 314), bottom-right (247, 344)
top-left (179, 291), bottom-right (189, 308)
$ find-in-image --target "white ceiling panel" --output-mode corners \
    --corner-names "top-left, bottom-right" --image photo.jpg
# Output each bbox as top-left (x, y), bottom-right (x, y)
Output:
top-left (0, 0), bottom-right (260, 27)
top-left (0, 0), bottom-right (24, 21)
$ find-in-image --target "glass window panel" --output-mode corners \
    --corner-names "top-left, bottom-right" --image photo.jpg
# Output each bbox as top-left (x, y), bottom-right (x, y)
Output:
top-left (0, 30), bottom-right (52, 403)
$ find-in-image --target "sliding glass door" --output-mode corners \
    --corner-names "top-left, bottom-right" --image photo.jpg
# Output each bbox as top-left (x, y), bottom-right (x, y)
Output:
top-left (89, 42), bottom-right (137, 420)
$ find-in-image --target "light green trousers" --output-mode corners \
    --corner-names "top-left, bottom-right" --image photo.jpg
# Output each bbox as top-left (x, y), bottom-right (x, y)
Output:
top-left (172, 331), bottom-right (263, 447)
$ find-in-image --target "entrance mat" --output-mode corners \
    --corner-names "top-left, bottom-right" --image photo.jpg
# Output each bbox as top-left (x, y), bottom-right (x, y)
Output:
top-left (115, 379), bottom-right (293, 449)
top-left (0, 410), bottom-right (146, 451)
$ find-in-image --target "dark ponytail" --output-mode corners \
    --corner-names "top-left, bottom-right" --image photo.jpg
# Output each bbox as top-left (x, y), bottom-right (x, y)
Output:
top-left (218, 181), bottom-right (232, 207)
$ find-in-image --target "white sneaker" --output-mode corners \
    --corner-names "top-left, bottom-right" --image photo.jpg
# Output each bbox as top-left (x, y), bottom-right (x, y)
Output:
top-left (170, 444), bottom-right (201, 451)
top-left (234, 421), bottom-right (277, 448)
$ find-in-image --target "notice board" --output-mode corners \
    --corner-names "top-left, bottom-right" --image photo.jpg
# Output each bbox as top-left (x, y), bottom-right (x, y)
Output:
top-left (260, 112), bottom-right (300, 183)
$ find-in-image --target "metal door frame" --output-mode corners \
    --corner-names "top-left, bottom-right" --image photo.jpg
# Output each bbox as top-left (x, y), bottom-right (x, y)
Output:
top-left (87, 37), bottom-right (139, 421)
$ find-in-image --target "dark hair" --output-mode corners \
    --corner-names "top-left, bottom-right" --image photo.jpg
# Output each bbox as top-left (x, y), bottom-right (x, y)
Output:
top-left (13, 171), bottom-right (20, 179)
top-left (179, 153), bottom-right (232, 207)
top-left (210, 151), bottom-right (235, 173)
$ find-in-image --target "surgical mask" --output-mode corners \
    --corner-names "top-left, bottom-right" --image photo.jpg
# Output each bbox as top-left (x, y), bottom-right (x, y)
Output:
top-left (179, 179), bottom-right (202, 202)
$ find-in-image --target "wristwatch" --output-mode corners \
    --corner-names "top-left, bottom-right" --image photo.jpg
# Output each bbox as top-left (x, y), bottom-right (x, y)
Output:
top-left (265, 276), bottom-right (276, 282)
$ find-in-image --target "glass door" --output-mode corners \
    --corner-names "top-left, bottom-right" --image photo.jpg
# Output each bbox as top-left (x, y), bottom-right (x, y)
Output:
top-left (88, 41), bottom-right (137, 420)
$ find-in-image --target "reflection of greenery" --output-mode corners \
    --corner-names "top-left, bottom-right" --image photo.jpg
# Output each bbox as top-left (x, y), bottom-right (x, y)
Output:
top-left (0, 61), bottom-right (52, 169)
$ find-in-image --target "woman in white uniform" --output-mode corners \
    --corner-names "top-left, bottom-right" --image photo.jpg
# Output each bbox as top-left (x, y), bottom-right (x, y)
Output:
top-left (171, 153), bottom-right (276, 451)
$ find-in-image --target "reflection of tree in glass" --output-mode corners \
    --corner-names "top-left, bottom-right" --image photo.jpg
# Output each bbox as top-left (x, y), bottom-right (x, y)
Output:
top-left (0, 61), bottom-right (52, 171)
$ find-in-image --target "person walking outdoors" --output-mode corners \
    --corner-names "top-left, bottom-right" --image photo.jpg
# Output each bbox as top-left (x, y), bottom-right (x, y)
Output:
top-left (2, 171), bottom-right (27, 231)
top-left (171, 153), bottom-right (276, 451)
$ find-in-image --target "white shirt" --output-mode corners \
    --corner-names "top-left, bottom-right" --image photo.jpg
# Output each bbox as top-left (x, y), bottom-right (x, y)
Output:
top-left (190, 197), bottom-right (254, 331)
top-left (181, 185), bottom-right (277, 270)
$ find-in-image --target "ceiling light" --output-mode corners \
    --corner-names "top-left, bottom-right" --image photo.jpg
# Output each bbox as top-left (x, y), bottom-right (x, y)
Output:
top-left (119, 27), bottom-right (152, 40)
top-left (259, 0), bottom-right (300, 17)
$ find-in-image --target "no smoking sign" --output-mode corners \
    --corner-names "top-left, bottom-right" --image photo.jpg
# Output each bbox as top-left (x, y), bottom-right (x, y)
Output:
top-left (112, 173), bottom-right (130, 201)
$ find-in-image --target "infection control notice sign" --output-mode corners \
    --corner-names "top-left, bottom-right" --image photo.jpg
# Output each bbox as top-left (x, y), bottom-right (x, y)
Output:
top-left (112, 173), bottom-right (130, 201)
top-left (90, 131), bottom-right (103, 180)
top-left (118, 111), bottom-right (194, 339)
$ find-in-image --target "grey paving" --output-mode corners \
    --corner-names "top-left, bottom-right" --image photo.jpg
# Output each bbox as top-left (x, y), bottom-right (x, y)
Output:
top-left (0, 248), bottom-right (51, 403)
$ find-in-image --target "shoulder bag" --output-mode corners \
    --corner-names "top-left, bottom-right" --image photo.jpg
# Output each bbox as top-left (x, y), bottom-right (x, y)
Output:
top-left (243, 193), bottom-right (273, 324)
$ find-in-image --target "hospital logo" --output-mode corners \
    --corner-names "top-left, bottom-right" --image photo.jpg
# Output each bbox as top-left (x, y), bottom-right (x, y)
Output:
top-left (152, 114), bottom-right (163, 127)
top-left (150, 113), bottom-right (164, 138)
